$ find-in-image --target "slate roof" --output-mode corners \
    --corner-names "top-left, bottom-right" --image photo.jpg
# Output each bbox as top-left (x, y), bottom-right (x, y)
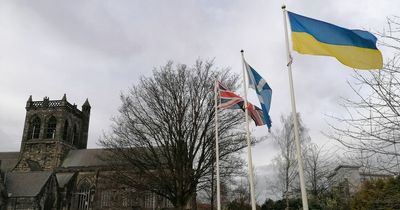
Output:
top-left (0, 152), bottom-right (19, 173)
top-left (56, 172), bottom-right (75, 188)
top-left (5, 171), bottom-right (52, 197)
top-left (61, 149), bottom-right (111, 168)
top-left (0, 152), bottom-right (19, 160)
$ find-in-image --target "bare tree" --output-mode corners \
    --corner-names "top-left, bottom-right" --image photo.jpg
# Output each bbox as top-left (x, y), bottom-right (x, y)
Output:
top-left (100, 60), bottom-right (252, 210)
top-left (303, 143), bottom-right (333, 200)
top-left (328, 17), bottom-right (400, 174)
top-left (202, 154), bottom-right (245, 209)
top-left (226, 176), bottom-right (252, 210)
top-left (270, 113), bottom-right (310, 210)
top-left (213, 159), bottom-right (265, 210)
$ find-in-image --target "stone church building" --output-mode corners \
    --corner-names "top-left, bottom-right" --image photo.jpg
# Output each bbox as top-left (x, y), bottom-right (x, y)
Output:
top-left (0, 95), bottom-right (173, 210)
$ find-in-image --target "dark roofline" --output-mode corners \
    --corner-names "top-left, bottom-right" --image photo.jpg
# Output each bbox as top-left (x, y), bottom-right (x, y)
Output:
top-left (56, 166), bottom-right (114, 172)
top-left (327, 165), bottom-right (361, 179)
top-left (333, 165), bottom-right (361, 172)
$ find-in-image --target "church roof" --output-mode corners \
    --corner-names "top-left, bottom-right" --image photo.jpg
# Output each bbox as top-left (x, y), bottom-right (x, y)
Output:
top-left (0, 152), bottom-right (19, 159)
top-left (56, 172), bottom-right (75, 188)
top-left (0, 152), bottom-right (19, 173)
top-left (61, 149), bottom-right (110, 168)
top-left (5, 171), bottom-right (52, 197)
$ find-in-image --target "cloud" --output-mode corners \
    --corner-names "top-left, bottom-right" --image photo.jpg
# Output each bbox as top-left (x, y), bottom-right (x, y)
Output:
top-left (0, 2), bottom-right (398, 202)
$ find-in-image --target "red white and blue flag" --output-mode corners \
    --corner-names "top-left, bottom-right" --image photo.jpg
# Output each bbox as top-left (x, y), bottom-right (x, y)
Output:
top-left (218, 81), bottom-right (266, 126)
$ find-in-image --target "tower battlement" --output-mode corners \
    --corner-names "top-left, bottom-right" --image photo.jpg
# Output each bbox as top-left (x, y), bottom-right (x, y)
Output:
top-left (14, 94), bottom-right (91, 172)
top-left (26, 95), bottom-right (90, 115)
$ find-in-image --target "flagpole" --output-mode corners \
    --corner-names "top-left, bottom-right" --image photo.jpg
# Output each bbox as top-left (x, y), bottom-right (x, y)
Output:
top-left (281, 5), bottom-right (309, 210)
top-left (214, 79), bottom-right (222, 210)
top-left (241, 50), bottom-right (257, 210)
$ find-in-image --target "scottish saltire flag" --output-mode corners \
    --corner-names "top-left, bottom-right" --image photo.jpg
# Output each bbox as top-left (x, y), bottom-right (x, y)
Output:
top-left (245, 63), bottom-right (272, 130)
top-left (218, 82), bottom-right (266, 126)
top-left (287, 11), bottom-right (383, 70)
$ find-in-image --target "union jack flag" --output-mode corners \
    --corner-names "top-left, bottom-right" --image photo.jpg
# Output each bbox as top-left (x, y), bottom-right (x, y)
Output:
top-left (217, 81), bottom-right (266, 126)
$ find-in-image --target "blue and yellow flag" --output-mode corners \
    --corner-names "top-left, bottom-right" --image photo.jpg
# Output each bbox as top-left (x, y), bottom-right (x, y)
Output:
top-left (287, 11), bottom-right (383, 70)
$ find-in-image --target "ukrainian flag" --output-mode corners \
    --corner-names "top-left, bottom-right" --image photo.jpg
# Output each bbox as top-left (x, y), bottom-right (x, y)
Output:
top-left (287, 11), bottom-right (383, 70)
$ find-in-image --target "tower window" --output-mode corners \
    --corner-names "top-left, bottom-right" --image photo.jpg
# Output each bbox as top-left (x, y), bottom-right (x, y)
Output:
top-left (46, 116), bottom-right (57, 139)
top-left (72, 125), bottom-right (79, 145)
top-left (28, 117), bottom-right (41, 139)
top-left (63, 120), bottom-right (69, 141)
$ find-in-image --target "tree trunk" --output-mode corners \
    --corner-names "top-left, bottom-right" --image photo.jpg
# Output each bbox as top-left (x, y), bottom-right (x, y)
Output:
top-left (175, 200), bottom-right (188, 210)
top-left (285, 160), bottom-right (290, 210)
top-left (175, 206), bottom-right (185, 210)
top-left (285, 192), bottom-right (289, 210)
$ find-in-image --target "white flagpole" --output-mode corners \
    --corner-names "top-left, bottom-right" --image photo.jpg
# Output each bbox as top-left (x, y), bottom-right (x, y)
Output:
top-left (240, 50), bottom-right (257, 210)
top-left (214, 79), bottom-right (222, 210)
top-left (281, 5), bottom-right (309, 210)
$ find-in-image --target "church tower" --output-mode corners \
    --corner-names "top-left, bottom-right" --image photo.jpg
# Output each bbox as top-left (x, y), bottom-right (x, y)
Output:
top-left (13, 95), bottom-right (91, 171)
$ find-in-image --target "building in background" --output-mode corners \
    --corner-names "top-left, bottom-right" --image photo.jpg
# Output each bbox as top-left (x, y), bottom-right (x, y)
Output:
top-left (328, 165), bottom-right (393, 198)
top-left (0, 95), bottom-right (173, 210)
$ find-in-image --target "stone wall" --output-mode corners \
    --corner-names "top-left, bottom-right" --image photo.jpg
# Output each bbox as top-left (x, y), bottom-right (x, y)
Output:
top-left (0, 174), bottom-right (6, 210)
top-left (329, 165), bottom-right (361, 195)
top-left (14, 96), bottom-right (90, 172)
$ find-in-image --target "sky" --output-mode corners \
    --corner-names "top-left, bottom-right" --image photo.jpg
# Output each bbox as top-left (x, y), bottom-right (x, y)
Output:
top-left (0, 0), bottom-right (398, 201)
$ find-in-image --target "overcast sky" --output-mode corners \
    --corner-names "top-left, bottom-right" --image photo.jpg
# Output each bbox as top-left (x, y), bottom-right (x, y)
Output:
top-left (0, 0), bottom-right (398, 201)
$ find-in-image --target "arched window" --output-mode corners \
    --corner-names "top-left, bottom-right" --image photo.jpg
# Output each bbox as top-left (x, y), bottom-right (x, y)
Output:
top-left (76, 179), bottom-right (94, 210)
top-left (72, 125), bottom-right (78, 145)
top-left (62, 120), bottom-right (69, 141)
top-left (28, 117), bottom-right (41, 139)
top-left (46, 116), bottom-right (57, 139)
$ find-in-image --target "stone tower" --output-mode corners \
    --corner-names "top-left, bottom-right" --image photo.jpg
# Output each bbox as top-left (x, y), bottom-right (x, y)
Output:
top-left (13, 95), bottom-right (91, 171)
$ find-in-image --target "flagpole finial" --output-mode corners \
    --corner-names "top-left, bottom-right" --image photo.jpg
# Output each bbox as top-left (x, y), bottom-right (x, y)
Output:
top-left (281, 5), bottom-right (286, 10)
top-left (241, 49), bottom-right (244, 53)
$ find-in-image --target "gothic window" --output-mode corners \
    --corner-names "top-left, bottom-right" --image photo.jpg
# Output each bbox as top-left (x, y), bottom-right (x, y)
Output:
top-left (100, 190), bottom-right (112, 207)
top-left (100, 188), bottom-right (139, 208)
top-left (28, 117), bottom-right (41, 139)
top-left (76, 179), bottom-right (94, 210)
top-left (72, 125), bottom-right (78, 145)
top-left (123, 188), bottom-right (139, 207)
top-left (46, 116), bottom-right (57, 139)
top-left (144, 192), bottom-right (154, 208)
top-left (62, 120), bottom-right (69, 141)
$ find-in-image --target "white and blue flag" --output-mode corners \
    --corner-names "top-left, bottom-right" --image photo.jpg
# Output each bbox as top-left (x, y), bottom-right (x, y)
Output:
top-left (245, 62), bottom-right (272, 130)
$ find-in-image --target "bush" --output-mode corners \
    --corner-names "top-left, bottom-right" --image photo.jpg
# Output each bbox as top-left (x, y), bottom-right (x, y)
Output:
top-left (351, 176), bottom-right (400, 210)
